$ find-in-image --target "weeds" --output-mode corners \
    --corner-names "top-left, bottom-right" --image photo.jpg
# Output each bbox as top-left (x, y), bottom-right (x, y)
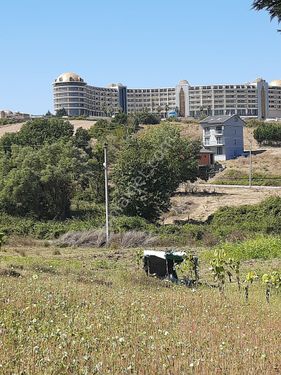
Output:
top-left (0, 244), bottom-right (280, 374)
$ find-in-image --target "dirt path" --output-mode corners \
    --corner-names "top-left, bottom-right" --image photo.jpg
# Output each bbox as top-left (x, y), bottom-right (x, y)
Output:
top-left (164, 185), bottom-right (281, 224)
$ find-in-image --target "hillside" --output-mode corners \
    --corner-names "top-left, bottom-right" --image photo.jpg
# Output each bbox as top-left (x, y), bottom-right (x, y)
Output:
top-left (0, 119), bottom-right (96, 137)
top-left (164, 123), bottom-right (281, 223)
top-left (2, 118), bottom-right (281, 223)
top-left (164, 184), bottom-right (281, 224)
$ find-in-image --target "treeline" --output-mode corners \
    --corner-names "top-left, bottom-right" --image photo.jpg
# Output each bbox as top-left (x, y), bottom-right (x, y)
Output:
top-left (0, 118), bottom-right (104, 220)
top-left (0, 118), bottom-right (27, 126)
top-left (0, 114), bottom-right (200, 224)
top-left (253, 122), bottom-right (281, 145)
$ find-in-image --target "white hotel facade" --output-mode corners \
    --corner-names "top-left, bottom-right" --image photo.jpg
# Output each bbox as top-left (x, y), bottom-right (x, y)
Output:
top-left (53, 72), bottom-right (281, 120)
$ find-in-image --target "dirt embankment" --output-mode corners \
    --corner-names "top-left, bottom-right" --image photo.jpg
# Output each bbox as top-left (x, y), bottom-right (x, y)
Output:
top-left (164, 184), bottom-right (281, 224)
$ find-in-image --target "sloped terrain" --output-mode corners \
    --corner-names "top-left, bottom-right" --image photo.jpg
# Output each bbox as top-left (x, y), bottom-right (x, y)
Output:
top-left (0, 119), bottom-right (96, 137)
top-left (164, 184), bottom-right (281, 224)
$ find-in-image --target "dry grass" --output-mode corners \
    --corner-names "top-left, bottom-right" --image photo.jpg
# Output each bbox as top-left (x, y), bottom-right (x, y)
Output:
top-left (165, 185), bottom-right (281, 223)
top-left (0, 244), bottom-right (280, 374)
top-left (57, 229), bottom-right (158, 248)
top-left (211, 147), bottom-right (281, 183)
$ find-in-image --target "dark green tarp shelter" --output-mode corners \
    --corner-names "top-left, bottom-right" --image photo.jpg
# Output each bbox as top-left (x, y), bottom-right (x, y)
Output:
top-left (143, 250), bottom-right (185, 280)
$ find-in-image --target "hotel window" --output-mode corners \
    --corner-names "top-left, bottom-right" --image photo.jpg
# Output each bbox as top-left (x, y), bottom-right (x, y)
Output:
top-left (205, 137), bottom-right (210, 145)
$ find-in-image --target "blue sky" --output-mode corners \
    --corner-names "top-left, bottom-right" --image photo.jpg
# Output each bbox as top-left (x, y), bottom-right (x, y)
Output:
top-left (0, 0), bottom-right (280, 114)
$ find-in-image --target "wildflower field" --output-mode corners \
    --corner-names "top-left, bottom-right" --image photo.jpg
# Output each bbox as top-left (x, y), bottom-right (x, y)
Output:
top-left (0, 242), bottom-right (280, 374)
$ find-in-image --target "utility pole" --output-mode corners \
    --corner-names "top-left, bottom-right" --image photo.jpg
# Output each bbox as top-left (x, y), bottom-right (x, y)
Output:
top-left (103, 143), bottom-right (109, 245)
top-left (249, 138), bottom-right (253, 188)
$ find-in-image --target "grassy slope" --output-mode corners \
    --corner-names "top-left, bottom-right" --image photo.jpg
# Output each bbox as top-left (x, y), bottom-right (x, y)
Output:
top-left (0, 242), bottom-right (280, 374)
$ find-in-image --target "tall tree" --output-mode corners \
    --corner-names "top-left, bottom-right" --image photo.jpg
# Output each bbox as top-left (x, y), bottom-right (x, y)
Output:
top-left (252, 0), bottom-right (281, 30)
top-left (56, 108), bottom-right (68, 117)
top-left (112, 124), bottom-right (200, 222)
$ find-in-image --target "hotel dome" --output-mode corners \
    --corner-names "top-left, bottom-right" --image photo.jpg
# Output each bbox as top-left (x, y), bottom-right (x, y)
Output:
top-left (178, 79), bottom-right (190, 85)
top-left (55, 72), bottom-right (84, 83)
top-left (270, 80), bottom-right (281, 87)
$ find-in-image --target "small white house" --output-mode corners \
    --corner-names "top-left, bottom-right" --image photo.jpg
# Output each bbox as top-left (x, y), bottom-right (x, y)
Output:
top-left (200, 115), bottom-right (244, 161)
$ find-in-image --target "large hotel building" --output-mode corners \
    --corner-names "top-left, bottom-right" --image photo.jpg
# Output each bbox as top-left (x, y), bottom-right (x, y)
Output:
top-left (53, 72), bottom-right (281, 119)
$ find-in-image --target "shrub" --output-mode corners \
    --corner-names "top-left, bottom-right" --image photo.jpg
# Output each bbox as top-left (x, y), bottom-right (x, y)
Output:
top-left (111, 216), bottom-right (150, 233)
top-left (245, 119), bottom-right (264, 128)
top-left (210, 197), bottom-right (281, 235)
top-left (214, 236), bottom-right (281, 261)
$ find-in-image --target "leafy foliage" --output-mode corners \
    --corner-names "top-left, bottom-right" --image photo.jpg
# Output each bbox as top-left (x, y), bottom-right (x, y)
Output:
top-left (252, 0), bottom-right (281, 28)
top-left (0, 119), bottom-right (104, 220)
top-left (210, 196), bottom-right (281, 235)
top-left (134, 110), bottom-right (160, 125)
top-left (0, 232), bottom-right (6, 248)
top-left (210, 236), bottom-right (281, 261)
top-left (112, 124), bottom-right (200, 222)
top-left (253, 123), bottom-right (281, 145)
top-left (0, 143), bottom-right (76, 219)
top-left (56, 108), bottom-right (68, 117)
top-left (0, 118), bottom-right (26, 125)
top-left (88, 119), bottom-right (111, 140)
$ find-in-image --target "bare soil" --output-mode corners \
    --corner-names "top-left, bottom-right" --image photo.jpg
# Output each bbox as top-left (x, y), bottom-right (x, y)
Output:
top-left (164, 184), bottom-right (281, 224)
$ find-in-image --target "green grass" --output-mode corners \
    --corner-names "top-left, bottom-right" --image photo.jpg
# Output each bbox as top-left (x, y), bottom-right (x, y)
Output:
top-left (0, 212), bottom-right (105, 239)
top-left (202, 235), bottom-right (281, 262)
top-left (0, 243), bottom-right (280, 374)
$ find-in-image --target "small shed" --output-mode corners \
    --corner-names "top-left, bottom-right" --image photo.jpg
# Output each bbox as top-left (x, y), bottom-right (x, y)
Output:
top-left (199, 147), bottom-right (214, 166)
top-left (143, 250), bottom-right (185, 280)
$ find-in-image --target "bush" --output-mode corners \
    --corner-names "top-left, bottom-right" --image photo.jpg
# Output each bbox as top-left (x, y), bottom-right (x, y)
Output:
top-left (245, 119), bottom-right (264, 128)
top-left (0, 213), bottom-right (104, 240)
top-left (136, 111), bottom-right (160, 125)
top-left (210, 196), bottom-right (281, 235)
top-left (212, 236), bottom-right (281, 261)
top-left (0, 118), bottom-right (27, 126)
top-left (111, 216), bottom-right (150, 233)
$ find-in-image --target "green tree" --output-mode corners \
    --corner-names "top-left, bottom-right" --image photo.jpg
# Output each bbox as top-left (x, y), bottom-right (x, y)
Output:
top-left (253, 123), bottom-right (281, 145)
top-left (0, 141), bottom-right (105, 219)
top-left (89, 119), bottom-right (111, 140)
top-left (14, 118), bottom-right (74, 147)
top-left (0, 143), bottom-right (75, 219)
top-left (56, 108), bottom-right (68, 117)
top-left (134, 110), bottom-right (160, 125)
top-left (252, 0), bottom-right (281, 30)
top-left (0, 133), bottom-right (19, 154)
top-left (74, 127), bottom-right (91, 155)
top-left (112, 124), bottom-right (200, 222)
top-left (111, 112), bottom-right (128, 125)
